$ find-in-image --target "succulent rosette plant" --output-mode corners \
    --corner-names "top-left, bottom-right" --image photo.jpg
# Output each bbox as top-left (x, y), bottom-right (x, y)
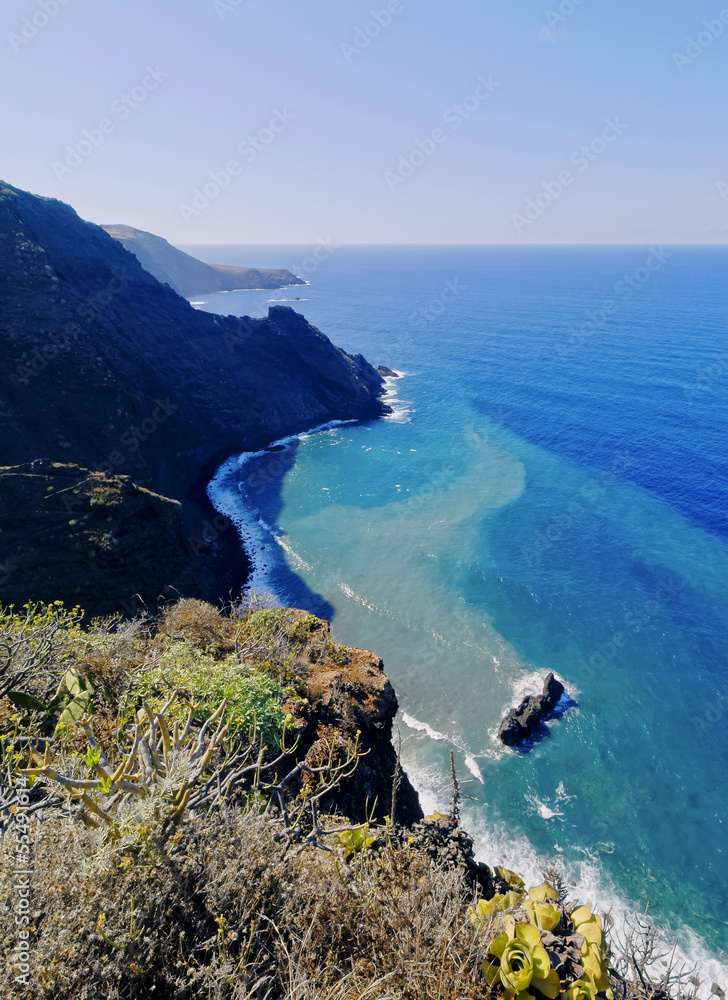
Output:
top-left (482, 921), bottom-right (562, 1000)
top-left (469, 881), bottom-right (613, 1000)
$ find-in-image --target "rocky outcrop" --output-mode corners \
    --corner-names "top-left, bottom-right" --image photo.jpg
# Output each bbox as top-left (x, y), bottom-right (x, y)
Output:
top-left (0, 461), bottom-right (204, 617)
top-left (0, 181), bottom-right (388, 611)
top-left (284, 612), bottom-right (422, 826)
top-left (497, 672), bottom-right (565, 747)
top-left (101, 224), bottom-right (305, 297)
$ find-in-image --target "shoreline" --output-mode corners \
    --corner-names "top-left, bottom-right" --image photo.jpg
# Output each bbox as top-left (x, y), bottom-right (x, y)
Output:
top-left (205, 371), bottom-right (407, 600)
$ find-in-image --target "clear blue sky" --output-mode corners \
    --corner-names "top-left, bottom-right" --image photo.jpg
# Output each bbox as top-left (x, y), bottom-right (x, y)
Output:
top-left (1, 0), bottom-right (726, 244)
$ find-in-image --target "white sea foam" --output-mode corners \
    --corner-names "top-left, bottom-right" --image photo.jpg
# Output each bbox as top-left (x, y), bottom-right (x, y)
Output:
top-left (401, 713), bottom-right (449, 742)
top-left (382, 370), bottom-right (413, 422)
top-left (401, 715), bottom-right (485, 784)
top-left (207, 419), bottom-right (358, 600)
top-left (526, 793), bottom-right (564, 821)
top-left (400, 754), bottom-right (728, 998)
top-left (464, 754), bottom-right (485, 784)
top-left (507, 669), bottom-right (579, 711)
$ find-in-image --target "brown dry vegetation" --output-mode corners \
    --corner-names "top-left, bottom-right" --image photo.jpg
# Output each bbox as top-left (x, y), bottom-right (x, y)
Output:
top-left (1, 806), bottom-right (492, 1000)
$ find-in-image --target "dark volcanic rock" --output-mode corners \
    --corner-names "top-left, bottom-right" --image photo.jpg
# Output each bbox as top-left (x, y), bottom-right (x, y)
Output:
top-left (101, 224), bottom-right (305, 297)
top-left (497, 672), bottom-right (565, 747)
top-left (0, 181), bottom-right (388, 611)
top-left (0, 461), bottom-right (199, 617)
top-left (286, 611), bottom-right (422, 826)
top-left (377, 365), bottom-right (400, 378)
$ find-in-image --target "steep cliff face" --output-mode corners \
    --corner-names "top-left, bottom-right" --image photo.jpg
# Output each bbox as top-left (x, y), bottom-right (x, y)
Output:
top-left (288, 611), bottom-right (423, 825)
top-left (0, 461), bottom-right (201, 616)
top-left (0, 182), bottom-right (388, 611)
top-left (101, 224), bottom-right (305, 297)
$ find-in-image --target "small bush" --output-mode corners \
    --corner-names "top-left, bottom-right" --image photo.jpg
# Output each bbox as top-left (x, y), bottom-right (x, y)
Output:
top-left (0, 600), bottom-right (85, 704)
top-left (159, 599), bottom-right (232, 650)
top-left (122, 641), bottom-right (285, 747)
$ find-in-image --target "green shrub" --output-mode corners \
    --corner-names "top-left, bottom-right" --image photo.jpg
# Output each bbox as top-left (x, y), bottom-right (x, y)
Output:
top-left (122, 641), bottom-right (284, 746)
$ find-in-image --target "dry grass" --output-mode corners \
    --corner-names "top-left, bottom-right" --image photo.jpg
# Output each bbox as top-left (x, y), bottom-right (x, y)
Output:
top-left (159, 598), bottom-right (235, 651)
top-left (0, 805), bottom-right (489, 1000)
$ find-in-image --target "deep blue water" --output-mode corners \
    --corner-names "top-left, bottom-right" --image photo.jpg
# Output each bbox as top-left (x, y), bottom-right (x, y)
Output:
top-left (188, 244), bottom-right (728, 983)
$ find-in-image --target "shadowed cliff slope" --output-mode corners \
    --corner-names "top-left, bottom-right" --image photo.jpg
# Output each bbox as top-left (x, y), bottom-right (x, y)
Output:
top-left (0, 182), bottom-right (387, 612)
top-left (101, 223), bottom-right (305, 297)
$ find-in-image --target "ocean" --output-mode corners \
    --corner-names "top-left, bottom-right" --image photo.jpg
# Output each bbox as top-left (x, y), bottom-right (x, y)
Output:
top-left (185, 243), bottom-right (728, 986)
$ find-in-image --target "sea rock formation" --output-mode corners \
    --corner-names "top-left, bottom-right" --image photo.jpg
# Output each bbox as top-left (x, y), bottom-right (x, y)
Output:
top-left (101, 224), bottom-right (305, 297)
top-left (0, 181), bottom-right (388, 612)
top-left (497, 672), bottom-right (565, 747)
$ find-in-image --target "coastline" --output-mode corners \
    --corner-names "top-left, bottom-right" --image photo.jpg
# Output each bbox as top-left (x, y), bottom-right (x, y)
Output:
top-left (206, 418), bottom-right (360, 603)
top-left (205, 372), bottom-right (407, 601)
top-left (201, 364), bottom-right (728, 993)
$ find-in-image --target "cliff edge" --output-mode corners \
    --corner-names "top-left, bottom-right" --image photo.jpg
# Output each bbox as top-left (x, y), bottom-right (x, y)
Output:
top-left (0, 181), bottom-right (387, 612)
top-left (101, 223), bottom-right (305, 297)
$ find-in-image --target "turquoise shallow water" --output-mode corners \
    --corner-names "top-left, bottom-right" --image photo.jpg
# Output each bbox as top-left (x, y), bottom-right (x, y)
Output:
top-left (190, 245), bottom-right (728, 983)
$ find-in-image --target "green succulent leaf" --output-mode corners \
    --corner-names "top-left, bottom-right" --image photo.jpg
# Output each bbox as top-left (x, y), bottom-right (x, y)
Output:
top-left (531, 944), bottom-right (552, 979)
top-left (529, 883), bottom-right (560, 903)
top-left (56, 691), bottom-right (93, 728)
top-left (500, 939), bottom-right (534, 993)
top-left (532, 967), bottom-right (561, 999)
top-left (6, 691), bottom-right (48, 712)
top-left (491, 931), bottom-right (510, 959)
top-left (563, 979), bottom-right (597, 1000)
top-left (578, 918), bottom-right (604, 948)
top-left (525, 900), bottom-right (562, 932)
top-left (64, 667), bottom-right (92, 699)
top-left (581, 943), bottom-right (610, 992)
top-left (483, 959), bottom-right (501, 986)
top-left (496, 866), bottom-right (526, 891)
top-left (571, 904), bottom-right (593, 927)
top-left (515, 921), bottom-right (541, 950)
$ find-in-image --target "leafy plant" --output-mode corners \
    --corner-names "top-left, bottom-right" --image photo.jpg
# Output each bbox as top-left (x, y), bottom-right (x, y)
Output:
top-left (336, 821), bottom-right (375, 859)
top-left (121, 641), bottom-right (285, 746)
top-left (0, 600), bottom-right (85, 703)
top-left (470, 882), bottom-right (614, 1000)
top-left (22, 696), bottom-right (230, 838)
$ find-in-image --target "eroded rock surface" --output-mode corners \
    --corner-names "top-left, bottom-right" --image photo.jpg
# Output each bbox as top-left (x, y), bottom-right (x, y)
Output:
top-left (497, 672), bottom-right (565, 747)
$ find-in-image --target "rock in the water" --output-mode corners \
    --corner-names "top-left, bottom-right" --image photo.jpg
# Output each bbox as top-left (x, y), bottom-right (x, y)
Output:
top-left (377, 365), bottom-right (400, 378)
top-left (497, 672), bottom-right (565, 747)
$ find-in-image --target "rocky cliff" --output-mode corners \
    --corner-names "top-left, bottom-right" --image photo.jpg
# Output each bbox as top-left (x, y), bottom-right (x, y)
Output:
top-left (101, 224), bottom-right (305, 297)
top-left (0, 181), bottom-right (387, 613)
